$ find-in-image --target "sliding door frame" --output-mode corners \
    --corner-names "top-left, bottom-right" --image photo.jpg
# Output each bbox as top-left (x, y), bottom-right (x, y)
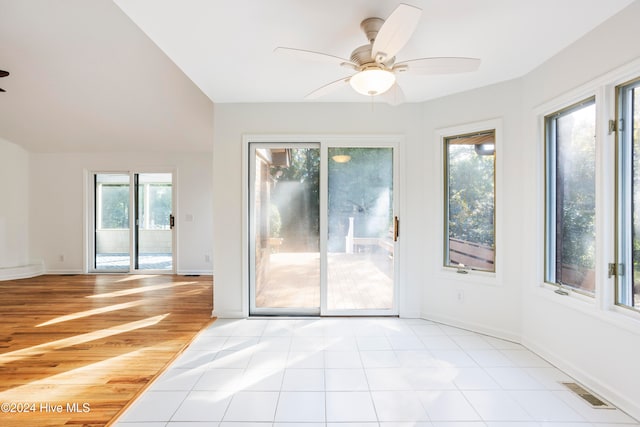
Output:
top-left (248, 142), bottom-right (321, 316)
top-left (87, 169), bottom-right (177, 274)
top-left (321, 140), bottom-right (400, 316)
top-left (243, 135), bottom-right (402, 317)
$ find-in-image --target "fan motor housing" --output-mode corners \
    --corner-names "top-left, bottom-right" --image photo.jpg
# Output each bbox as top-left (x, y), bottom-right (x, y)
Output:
top-left (350, 44), bottom-right (395, 68)
top-left (353, 17), bottom-right (396, 67)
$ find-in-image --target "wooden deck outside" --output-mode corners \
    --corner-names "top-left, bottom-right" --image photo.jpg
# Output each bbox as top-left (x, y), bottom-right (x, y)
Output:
top-left (256, 251), bottom-right (394, 310)
top-left (0, 274), bottom-right (213, 427)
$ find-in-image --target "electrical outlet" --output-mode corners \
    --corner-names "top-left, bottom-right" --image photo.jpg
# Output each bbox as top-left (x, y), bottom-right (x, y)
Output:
top-left (204, 254), bottom-right (211, 263)
top-left (59, 254), bottom-right (64, 262)
top-left (456, 290), bottom-right (464, 302)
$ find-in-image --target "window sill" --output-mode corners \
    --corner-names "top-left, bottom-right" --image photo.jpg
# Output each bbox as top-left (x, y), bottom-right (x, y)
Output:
top-left (440, 266), bottom-right (498, 286)
top-left (541, 281), bottom-right (595, 302)
top-left (610, 304), bottom-right (640, 326)
top-left (536, 282), bottom-right (640, 336)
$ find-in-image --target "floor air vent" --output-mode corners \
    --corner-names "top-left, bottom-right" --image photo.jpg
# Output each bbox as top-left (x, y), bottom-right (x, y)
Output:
top-left (561, 382), bottom-right (613, 409)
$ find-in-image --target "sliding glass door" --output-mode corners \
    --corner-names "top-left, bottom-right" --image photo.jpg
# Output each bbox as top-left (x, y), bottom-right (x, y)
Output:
top-left (135, 173), bottom-right (174, 270)
top-left (326, 147), bottom-right (396, 313)
top-left (250, 145), bottom-right (321, 315)
top-left (249, 141), bottom-right (398, 316)
top-left (93, 172), bottom-right (174, 273)
top-left (95, 173), bottom-right (131, 271)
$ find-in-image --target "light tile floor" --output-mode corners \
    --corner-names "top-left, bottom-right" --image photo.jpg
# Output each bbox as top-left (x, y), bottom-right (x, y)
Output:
top-left (114, 317), bottom-right (640, 427)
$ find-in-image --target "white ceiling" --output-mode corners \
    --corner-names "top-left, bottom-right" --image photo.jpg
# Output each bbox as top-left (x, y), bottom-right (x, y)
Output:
top-left (0, 0), bottom-right (635, 152)
top-left (0, 0), bottom-right (213, 152)
top-left (114, 0), bottom-right (635, 103)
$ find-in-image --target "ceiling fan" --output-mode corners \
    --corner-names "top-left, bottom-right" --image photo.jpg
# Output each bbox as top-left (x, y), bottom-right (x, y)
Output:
top-left (0, 70), bottom-right (8, 92)
top-left (275, 3), bottom-right (480, 104)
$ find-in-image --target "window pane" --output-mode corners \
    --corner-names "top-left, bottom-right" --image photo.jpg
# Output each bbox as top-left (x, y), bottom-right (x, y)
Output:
top-left (144, 184), bottom-right (171, 229)
top-left (327, 147), bottom-right (394, 310)
top-left (545, 100), bottom-right (596, 294)
top-left (252, 147), bottom-right (320, 311)
top-left (137, 173), bottom-right (172, 270)
top-left (100, 185), bottom-right (129, 229)
top-left (617, 81), bottom-right (640, 310)
top-left (95, 173), bottom-right (130, 271)
top-left (445, 131), bottom-right (495, 271)
top-left (137, 173), bottom-right (172, 230)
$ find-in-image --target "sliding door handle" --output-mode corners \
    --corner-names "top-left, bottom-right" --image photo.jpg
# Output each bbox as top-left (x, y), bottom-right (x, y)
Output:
top-left (169, 214), bottom-right (175, 229)
top-left (393, 216), bottom-right (399, 242)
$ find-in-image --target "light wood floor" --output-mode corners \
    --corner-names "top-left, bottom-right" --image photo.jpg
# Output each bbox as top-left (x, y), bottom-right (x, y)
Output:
top-left (0, 274), bottom-right (213, 427)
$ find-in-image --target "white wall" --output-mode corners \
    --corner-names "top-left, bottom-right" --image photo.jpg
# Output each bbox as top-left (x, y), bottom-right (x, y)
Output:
top-left (420, 78), bottom-right (524, 341)
top-left (212, 103), bottom-right (424, 317)
top-left (211, 83), bottom-right (525, 338)
top-left (519, 1), bottom-right (640, 420)
top-left (29, 151), bottom-right (213, 275)
top-left (0, 137), bottom-right (34, 277)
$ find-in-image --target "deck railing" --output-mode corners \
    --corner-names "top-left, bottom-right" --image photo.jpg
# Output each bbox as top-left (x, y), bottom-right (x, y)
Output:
top-left (449, 238), bottom-right (494, 271)
top-left (449, 238), bottom-right (595, 292)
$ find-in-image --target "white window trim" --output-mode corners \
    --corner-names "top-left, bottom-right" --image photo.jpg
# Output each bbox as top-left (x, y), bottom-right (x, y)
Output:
top-left (436, 118), bottom-right (503, 287)
top-left (533, 57), bottom-right (640, 327)
top-left (543, 96), bottom-right (597, 297)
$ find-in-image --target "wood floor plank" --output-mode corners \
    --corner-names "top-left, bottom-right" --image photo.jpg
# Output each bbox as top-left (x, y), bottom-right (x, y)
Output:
top-left (0, 274), bottom-right (213, 426)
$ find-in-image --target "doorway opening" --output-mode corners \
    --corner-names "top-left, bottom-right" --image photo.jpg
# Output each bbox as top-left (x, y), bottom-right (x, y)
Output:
top-left (92, 172), bottom-right (175, 273)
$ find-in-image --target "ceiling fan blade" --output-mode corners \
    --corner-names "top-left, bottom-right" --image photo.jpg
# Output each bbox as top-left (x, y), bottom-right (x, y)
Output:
top-left (305, 76), bottom-right (351, 99)
top-left (393, 57), bottom-right (481, 75)
top-left (0, 88), bottom-right (5, 92)
top-left (0, 70), bottom-right (9, 78)
top-left (274, 47), bottom-right (358, 69)
top-left (372, 3), bottom-right (422, 64)
top-left (381, 83), bottom-right (405, 106)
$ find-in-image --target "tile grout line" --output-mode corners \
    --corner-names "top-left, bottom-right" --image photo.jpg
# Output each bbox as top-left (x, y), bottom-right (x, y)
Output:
top-left (120, 318), bottom-right (640, 426)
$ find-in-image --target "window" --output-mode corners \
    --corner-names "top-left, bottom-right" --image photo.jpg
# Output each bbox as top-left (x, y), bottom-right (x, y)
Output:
top-left (444, 130), bottom-right (496, 272)
top-left (544, 98), bottom-right (596, 295)
top-left (616, 78), bottom-right (640, 311)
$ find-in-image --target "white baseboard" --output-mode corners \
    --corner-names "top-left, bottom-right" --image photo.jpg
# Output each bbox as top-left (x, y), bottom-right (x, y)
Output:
top-left (420, 311), bottom-right (522, 343)
top-left (399, 310), bottom-right (421, 319)
top-left (0, 262), bottom-right (45, 281)
top-left (177, 269), bottom-right (213, 276)
top-left (212, 310), bottom-right (246, 319)
top-left (523, 338), bottom-right (640, 422)
top-left (45, 269), bottom-right (85, 275)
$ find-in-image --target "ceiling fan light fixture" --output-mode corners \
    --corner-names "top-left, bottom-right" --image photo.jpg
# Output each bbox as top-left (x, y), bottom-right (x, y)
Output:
top-left (349, 68), bottom-right (396, 96)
